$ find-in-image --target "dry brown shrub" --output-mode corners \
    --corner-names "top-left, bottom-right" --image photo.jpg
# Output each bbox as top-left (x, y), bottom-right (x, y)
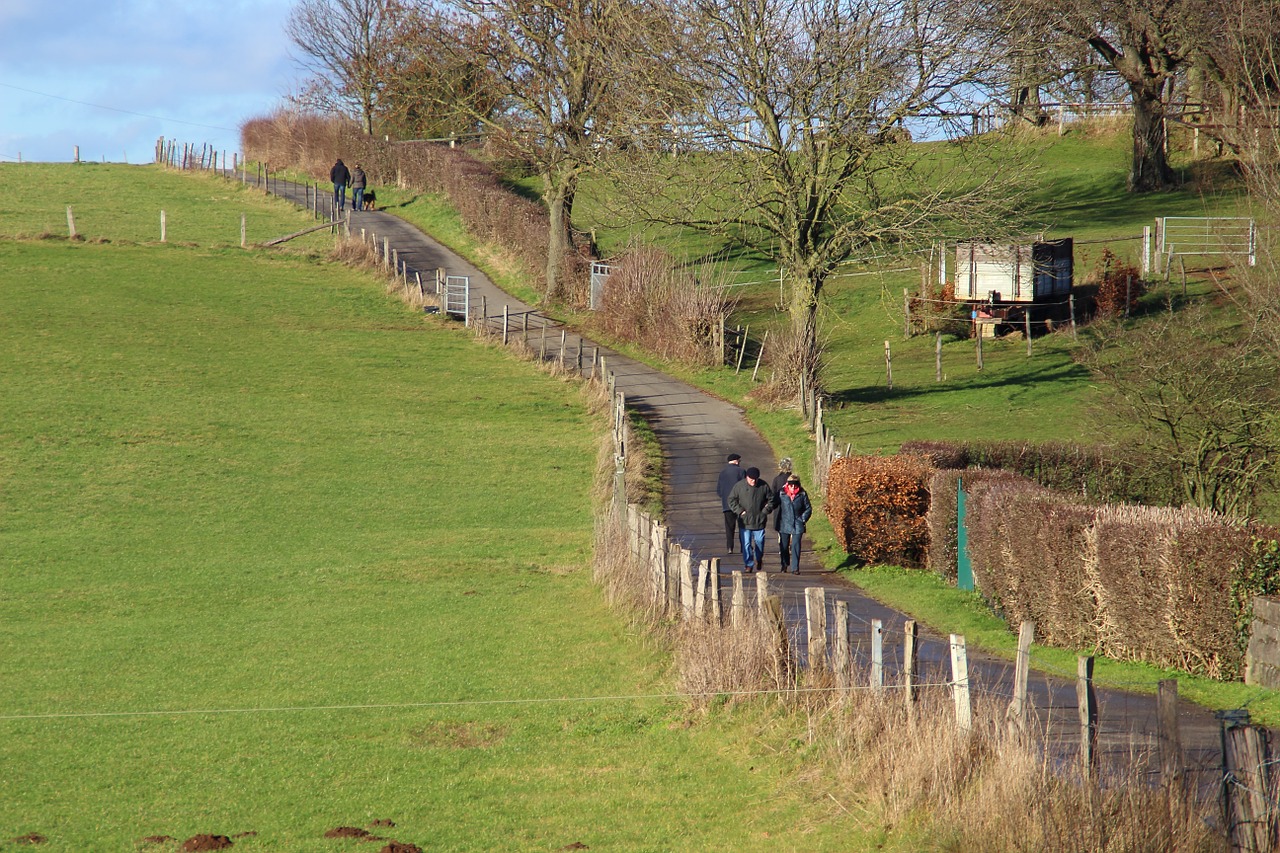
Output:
top-left (807, 684), bottom-right (1218, 851)
top-left (594, 248), bottom-right (735, 366)
top-left (676, 618), bottom-right (792, 706)
top-left (1092, 505), bottom-right (1252, 678)
top-left (825, 454), bottom-right (933, 566)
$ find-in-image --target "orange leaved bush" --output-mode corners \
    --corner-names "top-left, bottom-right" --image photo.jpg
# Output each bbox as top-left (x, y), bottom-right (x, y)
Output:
top-left (825, 454), bottom-right (934, 567)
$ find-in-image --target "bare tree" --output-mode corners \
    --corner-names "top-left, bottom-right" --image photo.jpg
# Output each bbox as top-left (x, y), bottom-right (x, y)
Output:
top-left (600, 0), bottom-right (1020, 389)
top-left (376, 6), bottom-right (500, 140)
top-left (1020, 0), bottom-right (1208, 191)
top-left (1078, 307), bottom-right (1280, 519)
top-left (448, 0), bottom-right (664, 301)
top-left (287, 0), bottom-right (403, 135)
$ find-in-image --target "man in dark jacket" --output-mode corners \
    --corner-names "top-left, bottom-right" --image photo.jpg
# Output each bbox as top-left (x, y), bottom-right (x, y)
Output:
top-left (716, 453), bottom-right (746, 552)
top-left (728, 467), bottom-right (775, 572)
top-left (330, 158), bottom-right (350, 212)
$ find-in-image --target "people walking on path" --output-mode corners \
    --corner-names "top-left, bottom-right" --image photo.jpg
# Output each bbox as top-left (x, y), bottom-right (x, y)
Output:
top-left (771, 457), bottom-right (793, 566)
top-left (351, 163), bottom-right (366, 212)
top-left (330, 158), bottom-right (350, 213)
top-left (776, 474), bottom-right (812, 574)
top-left (716, 453), bottom-right (747, 553)
top-left (728, 466), bottom-right (775, 572)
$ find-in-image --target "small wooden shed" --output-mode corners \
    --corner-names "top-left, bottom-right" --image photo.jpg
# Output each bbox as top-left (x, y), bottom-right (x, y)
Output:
top-left (953, 239), bottom-right (1073, 304)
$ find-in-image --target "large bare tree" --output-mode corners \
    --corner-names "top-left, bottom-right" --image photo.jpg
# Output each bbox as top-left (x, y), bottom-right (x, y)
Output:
top-left (1021, 0), bottom-right (1209, 191)
top-left (287, 0), bottom-right (403, 135)
top-left (601, 0), bottom-right (1018, 388)
top-left (448, 0), bottom-right (663, 300)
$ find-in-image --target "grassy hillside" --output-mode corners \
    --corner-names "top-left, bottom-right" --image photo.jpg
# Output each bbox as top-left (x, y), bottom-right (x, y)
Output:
top-left (565, 125), bottom-right (1249, 455)
top-left (0, 168), bottom-right (885, 850)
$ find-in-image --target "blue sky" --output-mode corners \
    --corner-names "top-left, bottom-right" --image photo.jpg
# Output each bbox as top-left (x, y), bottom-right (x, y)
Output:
top-left (0, 0), bottom-right (301, 164)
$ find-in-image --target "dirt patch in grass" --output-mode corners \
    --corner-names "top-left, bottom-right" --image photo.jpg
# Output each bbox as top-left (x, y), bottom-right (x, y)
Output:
top-left (11, 834), bottom-right (46, 845)
top-left (180, 835), bottom-right (233, 851)
top-left (378, 843), bottom-right (422, 853)
top-left (408, 720), bottom-right (507, 749)
top-left (324, 826), bottom-right (369, 838)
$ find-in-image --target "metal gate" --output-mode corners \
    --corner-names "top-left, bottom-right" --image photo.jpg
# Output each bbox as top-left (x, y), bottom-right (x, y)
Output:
top-left (444, 275), bottom-right (470, 324)
top-left (1153, 217), bottom-right (1256, 273)
top-left (589, 262), bottom-right (614, 310)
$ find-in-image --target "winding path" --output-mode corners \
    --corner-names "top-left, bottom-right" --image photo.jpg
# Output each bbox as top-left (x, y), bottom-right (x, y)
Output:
top-left (258, 176), bottom-right (1231, 796)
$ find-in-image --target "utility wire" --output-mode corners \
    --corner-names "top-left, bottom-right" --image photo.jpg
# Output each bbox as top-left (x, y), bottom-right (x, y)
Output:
top-left (0, 81), bottom-right (236, 133)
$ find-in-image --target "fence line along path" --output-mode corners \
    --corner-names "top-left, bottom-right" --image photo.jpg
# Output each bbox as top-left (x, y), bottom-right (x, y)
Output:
top-left (253, 173), bottom-right (1235, 797)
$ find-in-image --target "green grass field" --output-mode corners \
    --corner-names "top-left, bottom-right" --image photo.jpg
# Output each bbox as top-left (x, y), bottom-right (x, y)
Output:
top-left (0, 171), bottom-right (881, 850)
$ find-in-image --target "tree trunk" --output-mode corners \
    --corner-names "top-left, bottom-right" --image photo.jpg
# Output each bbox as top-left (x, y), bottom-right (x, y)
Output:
top-left (1128, 81), bottom-right (1176, 192)
top-left (788, 270), bottom-right (822, 391)
top-left (546, 188), bottom-right (569, 302)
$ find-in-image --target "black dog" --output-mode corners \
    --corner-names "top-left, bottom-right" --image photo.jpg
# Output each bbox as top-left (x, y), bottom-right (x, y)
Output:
top-left (362, 190), bottom-right (377, 211)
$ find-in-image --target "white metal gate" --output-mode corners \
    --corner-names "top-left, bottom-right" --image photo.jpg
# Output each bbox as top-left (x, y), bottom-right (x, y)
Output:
top-left (444, 275), bottom-right (470, 324)
top-left (1150, 217), bottom-right (1256, 273)
top-left (590, 262), bottom-right (614, 310)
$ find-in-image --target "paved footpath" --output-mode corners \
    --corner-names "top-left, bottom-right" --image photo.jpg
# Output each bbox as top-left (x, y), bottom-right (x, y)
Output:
top-left (258, 179), bottom-right (1231, 793)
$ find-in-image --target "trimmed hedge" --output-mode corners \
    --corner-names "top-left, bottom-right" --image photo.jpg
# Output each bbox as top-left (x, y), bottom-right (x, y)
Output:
top-left (955, 480), bottom-right (1280, 680)
top-left (826, 454), bottom-right (933, 567)
top-left (926, 467), bottom-right (1029, 581)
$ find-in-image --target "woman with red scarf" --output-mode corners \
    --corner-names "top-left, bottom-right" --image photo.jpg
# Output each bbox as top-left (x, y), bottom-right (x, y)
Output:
top-left (776, 475), bottom-right (813, 574)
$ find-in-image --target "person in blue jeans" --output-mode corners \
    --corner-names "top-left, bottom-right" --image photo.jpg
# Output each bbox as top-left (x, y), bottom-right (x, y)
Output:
top-left (330, 158), bottom-right (350, 212)
top-left (776, 474), bottom-right (813, 573)
top-left (728, 467), bottom-right (775, 573)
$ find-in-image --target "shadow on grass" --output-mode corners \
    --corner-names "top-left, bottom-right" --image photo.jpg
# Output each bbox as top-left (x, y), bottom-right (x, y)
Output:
top-left (828, 358), bottom-right (1092, 407)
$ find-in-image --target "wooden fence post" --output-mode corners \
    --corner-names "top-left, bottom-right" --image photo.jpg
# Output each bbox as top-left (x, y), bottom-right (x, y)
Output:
top-left (903, 620), bottom-right (919, 706)
top-left (666, 539), bottom-right (679, 614)
top-left (751, 330), bottom-right (769, 382)
top-left (66, 206), bottom-right (76, 239)
top-left (1077, 656), bottom-right (1098, 781)
top-left (1158, 679), bottom-right (1184, 791)
top-left (870, 619), bottom-right (884, 690)
top-left (835, 600), bottom-right (850, 689)
top-left (735, 324), bottom-right (750, 374)
top-left (709, 558), bottom-right (722, 626)
top-left (1008, 621), bottom-right (1035, 738)
top-left (1223, 721), bottom-right (1275, 852)
top-left (950, 634), bottom-right (972, 732)
top-left (755, 572), bottom-right (769, 615)
top-left (884, 340), bottom-right (893, 389)
top-left (935, 332), bottom-right (943, 382)
top-left (694, 560), bottom-right (708, 619)
top-left (731, 571), bottom-right (746, 628)
top-left (240, 213), bottom-right (247, 248)
top-left (160, 209), bottom-right (166, 243)
top-left (680, 550), bottom-right (695, 621)
top-left (805, 587), bottom-right (827, 671)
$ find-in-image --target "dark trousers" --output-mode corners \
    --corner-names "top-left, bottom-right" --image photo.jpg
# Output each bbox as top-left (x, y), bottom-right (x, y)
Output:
top-left (723, 510), bottom-right (739, 551)
top-left (780, 532), bottom-right (803, 573)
